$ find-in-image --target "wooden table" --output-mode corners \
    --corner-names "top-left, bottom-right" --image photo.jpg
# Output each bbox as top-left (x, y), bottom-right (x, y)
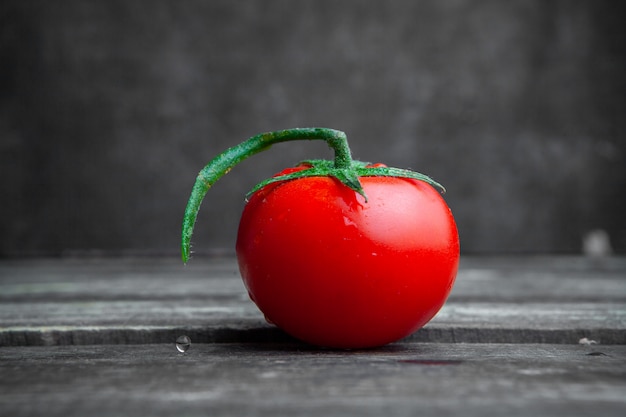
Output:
top-left (1, 256), bottom-right (625, 416)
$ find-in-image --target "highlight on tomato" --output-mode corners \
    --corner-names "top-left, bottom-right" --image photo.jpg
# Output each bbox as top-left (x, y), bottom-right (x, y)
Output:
top-left (182, 128), bottom-right (459, 348)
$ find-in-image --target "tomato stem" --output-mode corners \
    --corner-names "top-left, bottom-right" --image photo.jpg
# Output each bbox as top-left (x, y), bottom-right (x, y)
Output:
top-left (181, 128), bottom-right (357, 262)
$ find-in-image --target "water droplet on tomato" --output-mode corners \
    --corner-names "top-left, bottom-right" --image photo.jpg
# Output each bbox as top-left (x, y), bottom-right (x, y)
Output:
top-left (175, 335), bottom-right (191, 353)
top-left (343, 216), bottom-right (357, 227)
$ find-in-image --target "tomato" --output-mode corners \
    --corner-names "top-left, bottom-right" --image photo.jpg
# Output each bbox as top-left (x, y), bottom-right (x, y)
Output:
top-left (236, 167), bottom-right (459, 348)
top-left (182, 128), bottom-right (460, 349)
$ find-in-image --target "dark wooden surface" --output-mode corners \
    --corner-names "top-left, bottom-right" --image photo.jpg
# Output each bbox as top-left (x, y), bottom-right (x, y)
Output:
top-left (1, 256), bottom-right (625, 416)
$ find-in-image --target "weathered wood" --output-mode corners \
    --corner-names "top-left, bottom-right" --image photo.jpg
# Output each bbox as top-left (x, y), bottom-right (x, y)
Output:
top-left (1, 343), bottom-right (625, 417)
top-left (1, 256), bottom-right (625, 416)
top-left (1, 256), bottom-right (625, 346)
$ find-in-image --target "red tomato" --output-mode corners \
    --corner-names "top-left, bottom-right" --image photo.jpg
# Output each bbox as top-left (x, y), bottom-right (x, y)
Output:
top-left (236, 166), bottom-right (460, 349)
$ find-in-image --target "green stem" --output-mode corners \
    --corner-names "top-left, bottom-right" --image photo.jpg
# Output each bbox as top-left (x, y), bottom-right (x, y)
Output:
top-left (181, 128), bottom-right (355, 262)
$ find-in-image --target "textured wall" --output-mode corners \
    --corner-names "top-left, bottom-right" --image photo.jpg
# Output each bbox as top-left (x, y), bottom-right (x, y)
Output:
top-left (1, 0), bottom-right (625, 256)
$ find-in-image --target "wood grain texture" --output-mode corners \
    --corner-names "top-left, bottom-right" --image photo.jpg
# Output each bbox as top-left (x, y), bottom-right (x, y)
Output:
top-left (1, 343), bottom-right (625, 417)
top-left (1, 256), bottom-right (625, 416)
top-left (1, 256), bottom-right (625, 345)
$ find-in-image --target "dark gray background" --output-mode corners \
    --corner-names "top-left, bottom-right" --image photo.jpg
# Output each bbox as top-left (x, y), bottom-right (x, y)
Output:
top-left (1, 0), bottom-right (625, 257)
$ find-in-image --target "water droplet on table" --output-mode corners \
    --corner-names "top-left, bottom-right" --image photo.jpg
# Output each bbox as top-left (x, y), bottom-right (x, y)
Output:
top-left (176, 335), bottom-right (191, 353)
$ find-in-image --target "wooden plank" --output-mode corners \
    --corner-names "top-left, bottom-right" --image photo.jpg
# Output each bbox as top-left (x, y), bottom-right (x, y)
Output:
top-left (1, 257), bottom-right (625, 417)
top-left (1, 343), bottom-right (625, 417)
top-left (0, 301), bottom-right (624, 345)
top-left (1, 256), bottom-right (625, 346)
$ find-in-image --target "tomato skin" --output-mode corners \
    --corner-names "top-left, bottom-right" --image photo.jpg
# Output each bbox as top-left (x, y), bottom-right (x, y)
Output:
top-left (236, 170), bottom-right (459, 349)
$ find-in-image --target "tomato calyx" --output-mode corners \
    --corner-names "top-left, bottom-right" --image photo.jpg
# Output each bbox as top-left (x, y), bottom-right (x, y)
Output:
top-left (181, 127), bottom-right (444, 263)
top-left (246, 159), bottom-right (445, 200)
top-left (247, 159), bottom-right (365, 200)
